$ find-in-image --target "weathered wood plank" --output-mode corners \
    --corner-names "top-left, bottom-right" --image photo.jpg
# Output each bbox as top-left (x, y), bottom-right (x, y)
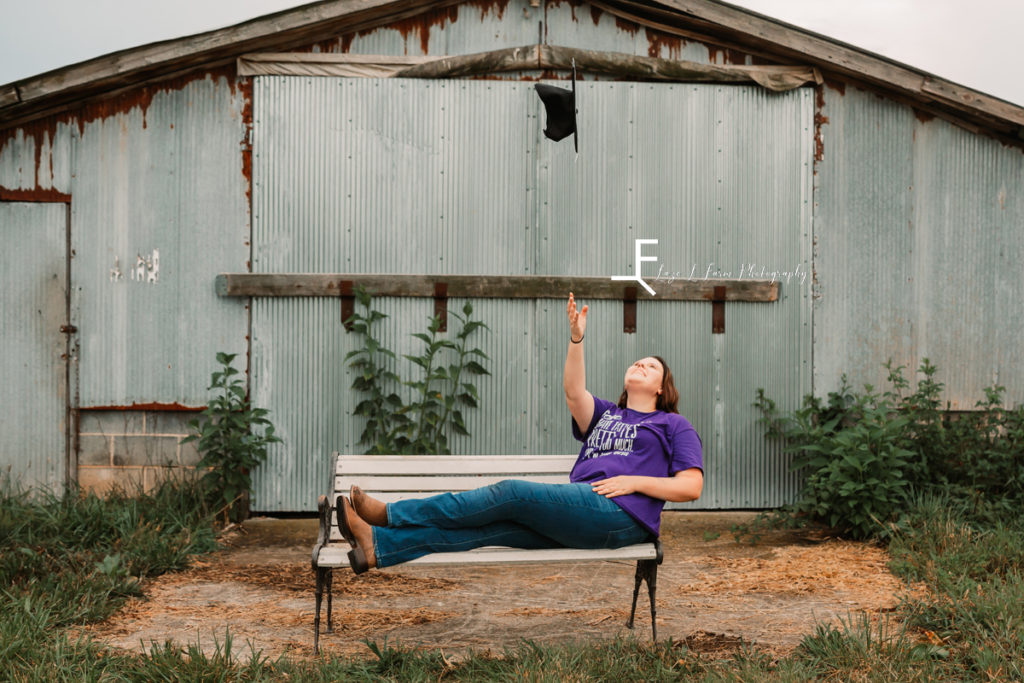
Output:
top-left (216, 273), bottom-right (780, 302)
top-left (543, 45), bottom-right (814, 91)
top-left (336, 474), bottom-right (570, 492)
top-left (336, 454), bottom-right (576, 475)
top-left (0, 85), bottom-right (19, 108)
top-left (389, 44), bottom-right (815, 91)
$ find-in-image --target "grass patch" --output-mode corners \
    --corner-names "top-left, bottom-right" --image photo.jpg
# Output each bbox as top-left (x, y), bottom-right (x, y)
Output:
top-left (886, 494), bottom-right (1024, 681)
top-left (0, 474), bottom-right (220, 679)
top-left (3, 477), bottom-right (1022, 680)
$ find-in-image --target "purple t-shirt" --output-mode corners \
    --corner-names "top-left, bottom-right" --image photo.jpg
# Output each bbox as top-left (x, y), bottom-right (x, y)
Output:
top-left (569, 395), bottom-right (703, 536)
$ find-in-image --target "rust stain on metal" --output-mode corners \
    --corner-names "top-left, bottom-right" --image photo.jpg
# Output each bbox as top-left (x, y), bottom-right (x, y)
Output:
top-left (645, 28), bottom-right (683, 59)
top-left (706, 45), bottom-right (752, 65)
top-left (722, 48), bottom-right (749, 65)
top-left (912, 108), bottom-right (936, 124)
top-left (825, 79), bottom-right (846, 96)
top-left (0, 187), bottom-right (71, 202)
top-left (238, 76), bottom-right (254, 210)
top-left (75, 65), bottom-right (233, 132)
top-left (33, 130), bottom-right (45, 189)
top-left (371, 5), bottom-right (462, 55)
top-left (813, 84), bottom-right (827, 162)
top-left (81, 403), bottom-right (204, 412)
top-left (1, 65), bottom-right (237, 195)
top-left (466, 0), bottom-right (510, 21)
top-left (590, 5), bottom-right (603, 26)
top-left (614, 17), bottom-right (640, 37)
top-left (546, 0), bottom-right (590, 24)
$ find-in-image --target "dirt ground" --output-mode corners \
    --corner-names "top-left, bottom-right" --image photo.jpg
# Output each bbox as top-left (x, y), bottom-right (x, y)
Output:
top-left (75, 512), bottom-right (921, 661)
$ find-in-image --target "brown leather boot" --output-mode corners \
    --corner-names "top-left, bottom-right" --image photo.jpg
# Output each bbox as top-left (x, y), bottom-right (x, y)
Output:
top-left (336, 495), bottom-right (376, 574)
top-left (350, 485), bottom-right (388, 526)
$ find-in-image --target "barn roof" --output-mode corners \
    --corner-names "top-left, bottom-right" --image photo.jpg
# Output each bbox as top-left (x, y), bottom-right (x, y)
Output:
top-left (2, 0), bottom-right (1022, 140)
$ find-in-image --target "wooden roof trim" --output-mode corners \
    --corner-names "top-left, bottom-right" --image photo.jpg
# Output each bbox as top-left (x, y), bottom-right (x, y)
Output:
top-left (10, 1), bottom-right (392, 102)
top-left (2, 0), bottom-right (1023, 135)
top-left (0, 0), bottom-right (459, 126)
top-left (654, 0), bottom-right (1024, 129)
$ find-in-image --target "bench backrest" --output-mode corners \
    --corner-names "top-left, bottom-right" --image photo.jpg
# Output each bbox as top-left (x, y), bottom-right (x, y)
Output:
top-left (333, 453), bottom-right (578, 504)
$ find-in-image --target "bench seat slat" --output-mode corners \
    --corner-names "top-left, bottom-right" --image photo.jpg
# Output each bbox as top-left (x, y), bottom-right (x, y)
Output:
top-left (337, 455), bottom-right (576, 476)
top-left (317, 543), bottom-right (658, 567)
top-left (336, 474), bottom-right (570, 492)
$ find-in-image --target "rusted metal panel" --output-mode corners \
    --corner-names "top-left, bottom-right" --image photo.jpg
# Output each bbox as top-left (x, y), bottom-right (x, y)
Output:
top-left (814, 84), bottom-right (1024, 408)
top-left (319, 1), bottom-right (735, 72)
top-left (0, 202), bottom-right (67, 492)
top-left (64, 72), bottom-right (250, 406)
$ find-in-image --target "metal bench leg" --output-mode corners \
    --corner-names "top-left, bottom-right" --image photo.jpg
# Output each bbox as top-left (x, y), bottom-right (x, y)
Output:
top-left (314, 566), bottom-right (326, 654)
top-left (626, 559), bottom-right (659, 641)
top-left (325, 568), bottom-right (334, 633)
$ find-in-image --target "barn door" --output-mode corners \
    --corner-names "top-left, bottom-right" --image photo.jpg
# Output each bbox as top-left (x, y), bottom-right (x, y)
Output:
top-left (248, 77), bottom-right (812, 511)
top-left (0, 201), bottom-right (70, 493)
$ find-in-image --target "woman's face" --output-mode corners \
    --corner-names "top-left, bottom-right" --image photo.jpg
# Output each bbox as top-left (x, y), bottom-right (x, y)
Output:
top-left (624, 357), bottom-right (665, 396)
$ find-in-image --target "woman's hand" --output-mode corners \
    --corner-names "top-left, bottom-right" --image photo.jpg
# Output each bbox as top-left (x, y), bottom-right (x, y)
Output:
top-left (592, 469), bottom-right (703, 502)
top-left (567, 292), bottom-right (587, 342)
top-left (591, 476), bottom-right (642, 498)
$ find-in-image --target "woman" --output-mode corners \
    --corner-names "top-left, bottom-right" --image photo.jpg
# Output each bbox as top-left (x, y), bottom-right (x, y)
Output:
top-left (338, 292), bottom-right (704, 574)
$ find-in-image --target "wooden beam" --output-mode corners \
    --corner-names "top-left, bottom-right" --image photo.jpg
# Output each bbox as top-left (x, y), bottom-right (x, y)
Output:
top-left (215, 273), bottom-right (779, 302)
top-left (0, 84), bottom-right (19, 108)
top-left (290, 44), bottom-right (818, 90)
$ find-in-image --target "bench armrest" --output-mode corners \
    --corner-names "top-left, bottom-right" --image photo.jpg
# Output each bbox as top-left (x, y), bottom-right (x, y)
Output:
top-left (312, 494), bottom-right (331, 570)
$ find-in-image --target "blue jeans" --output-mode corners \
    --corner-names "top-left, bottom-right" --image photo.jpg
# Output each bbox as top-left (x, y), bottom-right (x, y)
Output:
top-left (372, 480), bottom-right (651, 568)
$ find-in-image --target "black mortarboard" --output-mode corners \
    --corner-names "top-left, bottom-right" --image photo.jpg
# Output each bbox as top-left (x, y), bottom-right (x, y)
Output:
top-left (534, 59), bottom-right (577, 152)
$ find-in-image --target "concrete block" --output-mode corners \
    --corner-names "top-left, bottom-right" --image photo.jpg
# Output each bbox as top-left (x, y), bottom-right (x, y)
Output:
top-left (112, 435), bottom-right (178, 467)
top-left (78, 410), bottom-right (144, 436)
top-left (178, 438), bottom-right (203, 466)
top-left (144, 466), bottom-right (199, 493)
top-left (78, 435), bottom-right (112, 466)
top-left (146, 411), bottom-right (201, 436)
top-left (77, 466), bottom-right (145, 496)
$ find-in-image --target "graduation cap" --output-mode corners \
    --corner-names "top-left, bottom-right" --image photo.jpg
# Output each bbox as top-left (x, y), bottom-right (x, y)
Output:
top-left (534, 59), bottom-right (578, 153)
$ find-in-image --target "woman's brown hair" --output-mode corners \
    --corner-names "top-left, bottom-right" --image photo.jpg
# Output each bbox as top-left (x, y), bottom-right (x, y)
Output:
top-left (616, 355), bottom-right (679, 414)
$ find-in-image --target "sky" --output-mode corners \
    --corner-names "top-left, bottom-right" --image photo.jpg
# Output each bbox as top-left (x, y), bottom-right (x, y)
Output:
top-left (1, 0), bottom-right (1021, 107)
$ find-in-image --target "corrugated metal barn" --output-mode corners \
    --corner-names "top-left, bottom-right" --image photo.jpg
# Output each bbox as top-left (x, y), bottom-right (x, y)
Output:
top-left (2, 0), bottom-right (1022, 512)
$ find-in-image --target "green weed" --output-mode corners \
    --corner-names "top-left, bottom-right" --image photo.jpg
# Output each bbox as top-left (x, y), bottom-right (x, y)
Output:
top-left (183, 351), bottom-right (282, 524)
top-left (344, 285), bottom-right (490, 455)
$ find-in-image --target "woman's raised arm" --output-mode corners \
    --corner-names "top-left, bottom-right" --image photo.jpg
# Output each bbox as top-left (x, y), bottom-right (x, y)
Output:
top-left (564, 292), bottom-right (594, 434)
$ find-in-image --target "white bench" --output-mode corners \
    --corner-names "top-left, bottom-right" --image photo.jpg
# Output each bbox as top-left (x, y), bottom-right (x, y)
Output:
top-left (311, 453), bottom-right (663, 653)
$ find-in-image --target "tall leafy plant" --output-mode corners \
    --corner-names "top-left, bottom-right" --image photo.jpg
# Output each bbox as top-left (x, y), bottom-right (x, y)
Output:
top-left (755, 379), bottom-right (916, 539)
top-left (344, 288), bottom-right (407, 453)
top-left (747, 358), bottom-right (1024, 541)
top-left (183, 352), bottom-right (280, 524)
top-left (344, 286), bottom-right (490, 454)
